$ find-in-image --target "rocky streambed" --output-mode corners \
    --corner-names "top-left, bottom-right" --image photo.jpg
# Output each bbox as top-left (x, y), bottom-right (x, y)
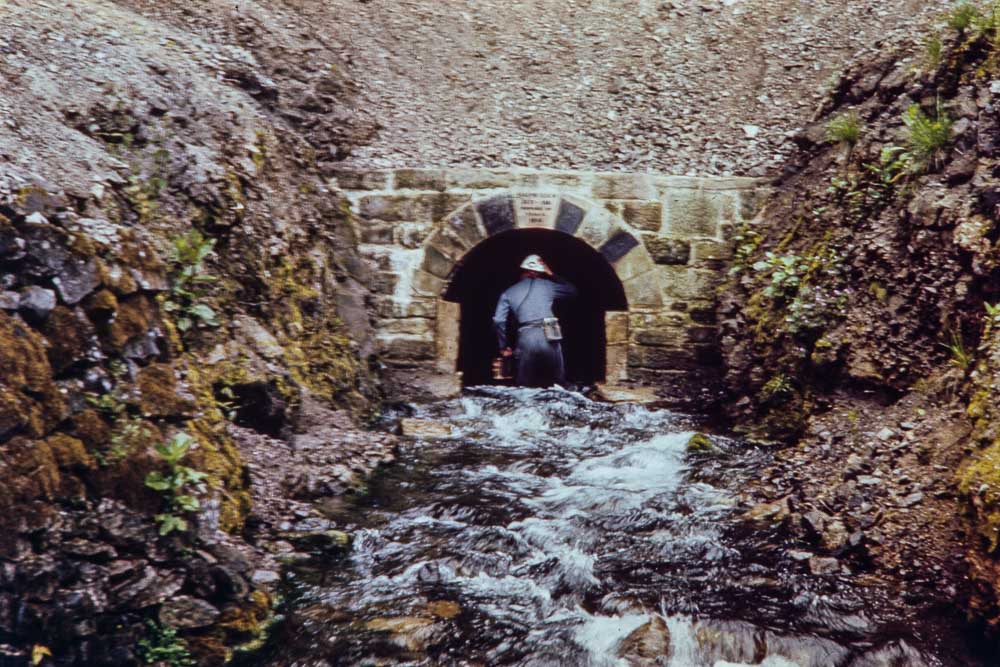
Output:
top-left (239, 387), bottom-right (990, 666)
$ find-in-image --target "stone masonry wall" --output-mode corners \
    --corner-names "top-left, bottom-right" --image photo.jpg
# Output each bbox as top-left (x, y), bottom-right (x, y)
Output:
top-left (331, 167), bottom-right (764, 399)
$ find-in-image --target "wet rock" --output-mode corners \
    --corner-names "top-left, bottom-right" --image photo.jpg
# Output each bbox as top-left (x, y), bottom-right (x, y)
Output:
top-left (875, 427), bottom-right (895, 442)
top-left (17, 285), bottom-right (56, 321)
top-left (808, 556), bottom-right (840, 575)
top-left (849, 639), bottom-right (930, 666)
top-left (53, 257), bottom-right (101, 305)
top-left (0, 291), bottom-right (18, 310)
top-left (251, 569), bottom-right (281, 585)
top-left (283, 529), bottom-right (350, 554)
top-left (618, 615), bottom-right (670, 664)
top-left (899, 492), bottom-right (924, 508)
top-left (820, 519), bottom-right (850, 552)
top-left (426, 600), bottom-right (461, 619)
top-left (594, 385), bottom-right (659, 404)
top-left (109, 566), bottom-right (184, 609)
top-left (745, 496), bottom-right (794, 524)
top-left (400, 418), bottom-right (453, 438)
top-left (158, 595), bottom-right (220, 629)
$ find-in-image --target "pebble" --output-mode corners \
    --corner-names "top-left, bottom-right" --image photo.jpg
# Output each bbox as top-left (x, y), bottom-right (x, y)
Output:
top-left (876, 428), bottom-right (896, 441)
top-left (900, 492), bottom-right (924, 508)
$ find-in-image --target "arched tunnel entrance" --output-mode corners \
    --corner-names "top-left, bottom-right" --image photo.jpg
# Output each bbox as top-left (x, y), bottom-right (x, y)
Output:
top-left (444, 228), bottom-right (628, 387)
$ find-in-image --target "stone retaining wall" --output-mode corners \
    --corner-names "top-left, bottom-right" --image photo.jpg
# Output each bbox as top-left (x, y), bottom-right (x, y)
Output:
top-left (331, 166), bottom-right (765, 398)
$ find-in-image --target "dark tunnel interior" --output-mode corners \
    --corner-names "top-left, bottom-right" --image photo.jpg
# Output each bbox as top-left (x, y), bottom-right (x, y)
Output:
top-left (444, 228), bottom-right (628, 387)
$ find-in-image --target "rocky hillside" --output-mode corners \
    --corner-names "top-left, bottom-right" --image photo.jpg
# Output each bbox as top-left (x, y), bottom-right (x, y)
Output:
top-left (333, 0), bottom-right (954, 176)
top-left (0, 0), bottom-right (388, 663)
top-left (719, 5), bottom-right (1000, 641)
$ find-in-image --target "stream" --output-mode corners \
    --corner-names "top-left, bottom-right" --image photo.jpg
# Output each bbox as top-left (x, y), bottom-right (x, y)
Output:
top-left (245, 387), bottom-right (982, 666)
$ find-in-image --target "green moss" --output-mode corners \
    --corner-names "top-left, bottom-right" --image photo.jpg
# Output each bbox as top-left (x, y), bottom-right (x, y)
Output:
top-left (960, 441), bottom-right (1000, 551)
top-left (686, 432), bottom-right (715, 454)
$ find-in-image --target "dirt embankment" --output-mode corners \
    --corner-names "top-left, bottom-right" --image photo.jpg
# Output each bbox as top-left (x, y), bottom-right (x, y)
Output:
top-left (0, 1), bottom-right (392, 664)
top-left (718, 12), bottom-right (1000, 648)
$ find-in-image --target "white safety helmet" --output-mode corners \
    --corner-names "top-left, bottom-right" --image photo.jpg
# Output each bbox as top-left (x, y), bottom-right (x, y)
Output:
top-left (519, 254), bottom-right (549, 274)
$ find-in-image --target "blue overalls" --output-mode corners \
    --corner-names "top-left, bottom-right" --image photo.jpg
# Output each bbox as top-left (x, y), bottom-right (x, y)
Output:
top-left (493, 276), bottom-right (578, 387)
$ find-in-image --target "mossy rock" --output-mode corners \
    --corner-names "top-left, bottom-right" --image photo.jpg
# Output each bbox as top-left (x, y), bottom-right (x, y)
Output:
top-left (686, 432), bottom-right (716, 454)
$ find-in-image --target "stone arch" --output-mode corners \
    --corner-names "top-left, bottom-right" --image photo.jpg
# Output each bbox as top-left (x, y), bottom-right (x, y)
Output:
top-left (411, 191), bottom-right (660, 308)
top-left (409, 190), bottom-right (660, 386)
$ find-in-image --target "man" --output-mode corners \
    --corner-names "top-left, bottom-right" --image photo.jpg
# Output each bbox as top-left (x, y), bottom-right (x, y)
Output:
top-left (493, 254), bottom-right (578, 387)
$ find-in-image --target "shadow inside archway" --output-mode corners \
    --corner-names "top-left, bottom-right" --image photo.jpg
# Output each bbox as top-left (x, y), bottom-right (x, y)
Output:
top-left (444, 228), bottom-right (628, 387)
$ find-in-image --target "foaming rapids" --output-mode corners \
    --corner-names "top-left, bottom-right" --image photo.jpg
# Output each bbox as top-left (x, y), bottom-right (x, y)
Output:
top-left (243, 387), bottom-right (957, 666)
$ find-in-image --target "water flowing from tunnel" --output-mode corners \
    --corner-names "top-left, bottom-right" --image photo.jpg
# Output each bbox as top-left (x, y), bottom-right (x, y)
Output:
top-left (246, 387), bottom-right (974, 666)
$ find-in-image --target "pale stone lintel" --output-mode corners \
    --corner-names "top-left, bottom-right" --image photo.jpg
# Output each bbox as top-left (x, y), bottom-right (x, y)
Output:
top-left (654, 175), bottom-right (766, 191)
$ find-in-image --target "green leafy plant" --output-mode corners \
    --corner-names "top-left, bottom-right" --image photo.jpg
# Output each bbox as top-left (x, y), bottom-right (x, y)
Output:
top-left (752, 252), bottom-right (808, 300)
top-left (87, 386), bottom-right (149, 467)
top-left (163, 230), bottom-right (219, 332)
top-left (986, 301), bottom-right (1000, 325)
top-left (145, 432), bottom-right (208, 535)
top-left (137, 620), bottom-right (196, 667)
top-left (728, 225), bottom-right (763, 276)
top-left (761, 374), bottom-right (795, 401)
top-left (902, 103), bottom-right (953, 170)
top-left (826, 111), bottom-right (862, 145)
top-left (948, 1), bottom-right (980, 31)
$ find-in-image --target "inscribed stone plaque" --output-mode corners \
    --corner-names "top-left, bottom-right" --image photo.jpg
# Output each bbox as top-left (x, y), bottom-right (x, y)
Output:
top-left (599, 230), bottom-right (640, 263)
top-left (514, 192), bottom-right (560, 228)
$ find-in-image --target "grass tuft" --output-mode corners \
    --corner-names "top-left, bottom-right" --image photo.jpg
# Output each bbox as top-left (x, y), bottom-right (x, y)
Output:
top-left (902, 103), bottom-right (953, 169)
top-left (826, 111), bottom-right (862, 145)
top-left (948, 2), bottom-right (980, 31)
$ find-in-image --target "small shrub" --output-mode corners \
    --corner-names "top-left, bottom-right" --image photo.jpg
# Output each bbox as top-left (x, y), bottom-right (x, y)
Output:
top-left (752, 252), bottom-right (808, 300)
top-left (761, 374), bottom-right (795, 401)
top-left (947, 2), bottom-right (980, 31)
top-left (164, 230), bottom-right (219, 332)
top-left (826, 111), bottom-right (862, 145)
top-left (986, 301), bottom-right (1000, 325)
top-left (145, 432), bottom-right (208, 535)
top-left (902, 103), bottom-right (953, 169)
top-left (137, 620), bottom-right (196, 667)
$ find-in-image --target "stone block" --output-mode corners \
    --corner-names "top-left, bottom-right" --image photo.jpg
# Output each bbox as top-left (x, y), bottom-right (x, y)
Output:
top-left (380, 317), bottom-right (435, 337)
top-left (379, 335), bottom-right (435, 363)
top-left (658, 267), bottom-right (721, 300)
top-left (599, 231), bottom-right (640, 264)
top-left (359, 222), bottom-right (394, 244)
top-left (623, 271), bottom-right (664, 307)
top-left (395, 222), bottom-right (432, 249)
top-left (644, 237), bottom-right (690, 265)
top-left (605, 312), bottom-right (629, 345)
top-left (422, 245), bottom-right (456, 279)
top-left (665, 189), bottom-right (738, 238)
top-left (477, 195), bottom-right (517, 235)
top-left (620, 201), bottom-right (663, 232)
top-left (592, 173), bottom-right (655, 200)
top-left (554, 198), bottom-right (587, 235)
top-left (394, 168), bottom-right (447, 191)
top-left (375, 296), bottom-right (436, 319)
top-left (444, 206), bottom-right (486, 249)
top-left (686, 326), bottom-right (718, 345)
top-left (329, 168), bottom-right (390, 191)
top-left (691, 240), bottom-right (734, 264)
top-left (576, 207), bottom-right (619, 249)
top-left (605, 345), bottom-right (629, 382)
top-left (536, 171), bottom-right (586, 189)
top-left (358, 193), bottom-right (470, 223)
top-left (612, 245), bottom-right (655, 283)
top-left (445, 169), bottom-right (540, 189)
top-left (627, 345), bottom-right (698, 371)
top-left (656, 175), bottom-right (762, 191)
top-left (628, 311), bottom-right (688, 330)
top-left (412, 270), bottom-right (445, 297)
top-left (633, 328), bottom-right (687, 347)
top-left (372, 271), bottom-right (399, 295)
top-left (435, 299), bottom-right (460, 373)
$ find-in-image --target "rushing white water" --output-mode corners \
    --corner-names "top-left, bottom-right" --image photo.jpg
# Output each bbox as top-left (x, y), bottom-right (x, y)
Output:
top-left (249, 387), bottom-right (968, 666)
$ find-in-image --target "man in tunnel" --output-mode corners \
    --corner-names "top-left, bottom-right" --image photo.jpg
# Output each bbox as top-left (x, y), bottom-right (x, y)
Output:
top-left (493, 254), bottom-right (578, 387)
